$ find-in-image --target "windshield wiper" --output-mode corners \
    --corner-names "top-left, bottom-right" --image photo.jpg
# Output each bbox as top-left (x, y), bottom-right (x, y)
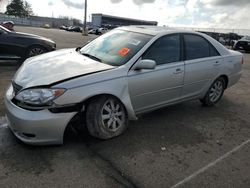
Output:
top-left (81, 53), bottom-right (102, 63)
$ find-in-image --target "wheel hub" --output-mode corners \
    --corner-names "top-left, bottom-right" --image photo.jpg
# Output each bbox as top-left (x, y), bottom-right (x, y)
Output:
top-left (209, 80), bottom-right (223, 102)
top-left (101, 99), bottom-right (125, 132)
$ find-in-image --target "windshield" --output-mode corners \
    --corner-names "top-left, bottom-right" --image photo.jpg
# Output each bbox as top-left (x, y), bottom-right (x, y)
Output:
top-left (0, 25), bottom-right (10, 33)
top-left (242, 36), bottom-right (250, 41)
top-left (80, 29), bottom-right (152, 66)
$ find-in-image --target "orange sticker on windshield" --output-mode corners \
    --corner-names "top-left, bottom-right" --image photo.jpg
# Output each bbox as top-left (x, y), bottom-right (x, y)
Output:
top-left (118, 48), bottom-right (130, 57)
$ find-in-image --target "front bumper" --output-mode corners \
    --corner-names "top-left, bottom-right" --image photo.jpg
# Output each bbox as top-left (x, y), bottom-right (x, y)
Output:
top-left (228, 71), bottom-right (242, 88)
top-left (4, 86), bottom-right (77, 145)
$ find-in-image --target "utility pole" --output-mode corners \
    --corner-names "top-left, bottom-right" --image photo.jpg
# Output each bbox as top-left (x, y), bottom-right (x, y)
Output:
top-left (83, 0), bottom-right (88, 35)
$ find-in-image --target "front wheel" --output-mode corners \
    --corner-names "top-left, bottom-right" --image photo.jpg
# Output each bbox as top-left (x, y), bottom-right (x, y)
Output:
top-left (86, 96), bottom-right (128, 139)
top-left (200, 77), bottom-right (226, 106)
top-left (26, 45), bottom-right (47, 58)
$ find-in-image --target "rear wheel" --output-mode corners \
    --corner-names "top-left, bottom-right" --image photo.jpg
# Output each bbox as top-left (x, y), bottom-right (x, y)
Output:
top-left (86, 96), bottom-right (128, 139)
top-left (200, 77), bottom-right (226, 106)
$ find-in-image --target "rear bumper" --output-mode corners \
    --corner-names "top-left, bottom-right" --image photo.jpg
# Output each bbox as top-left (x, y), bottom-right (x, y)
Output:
top-left (228, 71), bottom-right (242, 88)
top-left (4, 86), bottom-right (77, 145)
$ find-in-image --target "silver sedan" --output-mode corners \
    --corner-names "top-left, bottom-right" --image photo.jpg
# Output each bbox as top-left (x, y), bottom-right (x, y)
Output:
top-left (4, 26), bottom-right (243, 145)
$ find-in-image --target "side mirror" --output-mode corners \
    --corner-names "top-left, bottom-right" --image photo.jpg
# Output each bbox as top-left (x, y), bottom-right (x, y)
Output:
top-left (133, 59), bottom-right (156, 70)
top-left (76, 41), bottom-right (91, 51)
top-left (76, 46), bottom-right (81, 51)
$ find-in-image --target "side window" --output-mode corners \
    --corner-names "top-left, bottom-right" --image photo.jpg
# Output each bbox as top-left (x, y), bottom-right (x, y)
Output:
top-left (142, 35), bottom-right (180, 65)
top-left (184, 34), bottom-right (220, 60)
top-left (210, 45), bottom-right (220, 57)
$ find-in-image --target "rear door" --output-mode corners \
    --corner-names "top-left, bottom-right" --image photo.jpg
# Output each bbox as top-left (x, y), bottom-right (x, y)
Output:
top-left (128, 34), bottom-right (184, 113)
top-left (181, 34), bottom-right (222, 99)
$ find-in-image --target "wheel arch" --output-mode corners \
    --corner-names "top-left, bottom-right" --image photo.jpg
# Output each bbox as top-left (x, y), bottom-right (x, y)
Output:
top-left (62, 93), bottom-right (135, 143)
top-left (82, 93), bottom-right (137, 120)
top-left (218, 74), bottom-right (229, 88)
top-left (25, 44), bottom-right (48, 58)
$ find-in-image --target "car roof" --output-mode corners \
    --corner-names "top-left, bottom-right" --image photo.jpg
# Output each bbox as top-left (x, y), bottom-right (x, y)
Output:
top-left (118, 25), bottom-right (196, 36)
top-left (240, 36), bottom-right (250, 41)
top-left (118, 25), bottom-right (230, 56)
top-left (3, 21), bottom-right (14, 25)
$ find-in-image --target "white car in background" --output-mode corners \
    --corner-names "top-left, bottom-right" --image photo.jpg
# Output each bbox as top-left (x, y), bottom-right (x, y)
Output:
top-left (4, 26), bottom-right (243, 145)
top-left (97, 27), bottom-right (108, 35)
top-left (233, 36), bottom-right (250, 52)
top-left (219, 36), bottom-right (226, 45)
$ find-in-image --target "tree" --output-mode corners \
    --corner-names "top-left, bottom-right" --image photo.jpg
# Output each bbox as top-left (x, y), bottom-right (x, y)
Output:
top-left (72, 18), bottom-right (81, 26)
top-left (23, 1), bottom-right (33, 17)
top-left (5, 0), bottom-right (33, 17)
top-left (5, 0), bottom-right (25, 17)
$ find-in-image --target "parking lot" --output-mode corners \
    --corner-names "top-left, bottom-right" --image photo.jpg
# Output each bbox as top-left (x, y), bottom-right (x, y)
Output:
top-left (0, 26), bottom-right (250, 188)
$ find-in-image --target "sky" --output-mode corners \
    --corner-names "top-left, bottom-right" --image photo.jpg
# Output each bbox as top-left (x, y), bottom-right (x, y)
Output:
top-left (1, 0), bottom-right (250, 30)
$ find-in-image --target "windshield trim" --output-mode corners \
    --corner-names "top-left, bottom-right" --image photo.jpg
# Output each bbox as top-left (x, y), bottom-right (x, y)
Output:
top-left (81, 53), bottom-right (103, 63)
top-left (80, 29), bottom-right (153, 67)
top-left (117, 28), bottom-right (155, 37)
top-left (242, 36), bottom-right (250, 41)
top-left (0, 25), bottom-right (10, 33)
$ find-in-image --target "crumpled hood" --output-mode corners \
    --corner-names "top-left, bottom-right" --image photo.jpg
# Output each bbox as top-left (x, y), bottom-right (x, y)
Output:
top-left (14, 49), bottom-right (114, 88)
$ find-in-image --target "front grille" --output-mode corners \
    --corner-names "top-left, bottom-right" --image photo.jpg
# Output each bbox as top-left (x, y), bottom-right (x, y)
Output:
top-left (12, 81), bottom-right (23, 95)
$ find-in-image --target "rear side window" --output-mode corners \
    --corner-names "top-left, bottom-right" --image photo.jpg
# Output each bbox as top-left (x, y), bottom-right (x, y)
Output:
top-left (210, 45), bottom-right (219, 57)
top-left (184, 34), bottom-right (219, 60)
top-left (142, 34), bottom-right (180, 65)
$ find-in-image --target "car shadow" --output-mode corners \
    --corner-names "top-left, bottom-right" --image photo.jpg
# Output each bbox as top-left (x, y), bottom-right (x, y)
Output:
top-left (1, 97), bottom-right (248, 181)
top-left (0, 60), bottom-right (21, 66)
top-left (71, 102), bottom-right (209, 155)
top-left (66, 95), bottom-right (249, 155)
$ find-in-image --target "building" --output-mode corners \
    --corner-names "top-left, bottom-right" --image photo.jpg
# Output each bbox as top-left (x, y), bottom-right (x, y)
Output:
top-left (92, 13), bottom-right (157, 29)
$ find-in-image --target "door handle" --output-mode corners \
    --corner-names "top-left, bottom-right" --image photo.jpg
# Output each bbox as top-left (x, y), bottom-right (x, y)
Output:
top-left (213, 61), bottom-right (220, 66)
top-left (173, 68), bottom-right (183, 74)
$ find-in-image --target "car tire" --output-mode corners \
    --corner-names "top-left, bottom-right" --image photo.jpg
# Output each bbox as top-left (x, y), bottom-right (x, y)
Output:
top-left (200, 77), bottom-right (226, 107)
top-left (26, 45), bottom-right (47, 58)
top-left (86, 96), bottom-right (128, 139)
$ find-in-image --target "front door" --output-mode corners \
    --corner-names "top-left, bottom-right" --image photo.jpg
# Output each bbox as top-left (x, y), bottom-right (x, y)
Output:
top-left (128, 34), bottom-right (184, 113)
top-left (0, 28), bottom-right (20, 60)
top-left (0, 28), bottom-right (9, 59)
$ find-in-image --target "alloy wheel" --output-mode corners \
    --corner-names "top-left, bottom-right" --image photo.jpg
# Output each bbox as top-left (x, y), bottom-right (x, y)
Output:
top-left (101, 99), bottom-right (126, 132)
top-left (209, 80), bottom-right (223, 103)
top-left (28, 47), bottom-right (45, 57)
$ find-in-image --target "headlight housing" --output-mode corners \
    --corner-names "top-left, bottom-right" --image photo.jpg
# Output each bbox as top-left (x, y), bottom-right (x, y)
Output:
top-left (15, 88), bottom-right (65, 106)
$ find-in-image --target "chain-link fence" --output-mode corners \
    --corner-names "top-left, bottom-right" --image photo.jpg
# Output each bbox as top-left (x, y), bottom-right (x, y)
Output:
top-left (0, 14), bottom-right (73, 28)
top-left (174, 27), bottom-right (250, 36)
top-left (0, 14), bottom-right (43, 27)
